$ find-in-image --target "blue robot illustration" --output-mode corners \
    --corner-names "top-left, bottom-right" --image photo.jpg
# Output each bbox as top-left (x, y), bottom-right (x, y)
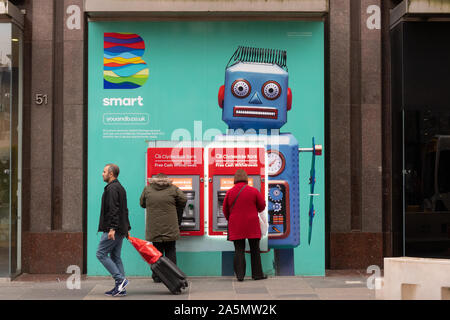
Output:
top-left (218, 46), bottom-right (292, 131)
top-left (218, 46), bottom-right (301, 249)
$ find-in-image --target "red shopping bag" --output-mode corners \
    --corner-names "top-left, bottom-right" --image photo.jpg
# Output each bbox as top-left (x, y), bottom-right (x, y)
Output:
top-left (128, 236), bottom-right (162, 265)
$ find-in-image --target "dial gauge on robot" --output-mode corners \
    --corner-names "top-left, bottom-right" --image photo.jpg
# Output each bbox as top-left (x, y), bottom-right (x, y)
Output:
top-left (267, 150), bottom-right (286, 177)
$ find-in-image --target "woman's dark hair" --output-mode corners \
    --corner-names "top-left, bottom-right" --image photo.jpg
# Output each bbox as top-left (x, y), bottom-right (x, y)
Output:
top-left (234, 169), bottom-right (248, 184)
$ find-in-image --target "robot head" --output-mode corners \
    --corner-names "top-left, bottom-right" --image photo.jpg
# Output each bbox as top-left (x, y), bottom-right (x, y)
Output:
top-left (218, 46), bottom-right (292, 131)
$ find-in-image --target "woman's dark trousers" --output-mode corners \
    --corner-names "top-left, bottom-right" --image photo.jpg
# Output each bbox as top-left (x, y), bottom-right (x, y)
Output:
top-left (233, 238), bottom-right (264, 280)
top-left (152, 241), bottom-right (177, 281)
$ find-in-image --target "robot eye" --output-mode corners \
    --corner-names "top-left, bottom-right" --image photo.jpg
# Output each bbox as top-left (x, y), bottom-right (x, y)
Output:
top-left (262, 81), bottom-right (281, 100)
top-left (231, 79), bottom-right (251, 98)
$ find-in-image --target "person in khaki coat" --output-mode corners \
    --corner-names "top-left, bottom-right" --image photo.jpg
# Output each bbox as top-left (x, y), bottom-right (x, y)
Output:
top-left (140, 173), bottom-right (187, 282)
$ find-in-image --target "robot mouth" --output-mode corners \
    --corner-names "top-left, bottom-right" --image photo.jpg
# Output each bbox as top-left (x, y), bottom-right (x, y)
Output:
top-left (233, 106), bottom-right (278, 119)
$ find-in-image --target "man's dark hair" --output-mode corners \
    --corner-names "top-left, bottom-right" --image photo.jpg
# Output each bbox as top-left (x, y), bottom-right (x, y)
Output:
top-left (106, 163), bottom-right (120, 178)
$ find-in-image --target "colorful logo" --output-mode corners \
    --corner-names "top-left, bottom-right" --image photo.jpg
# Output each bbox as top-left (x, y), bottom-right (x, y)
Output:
top-left (103, 32), bottom-right (149, 89)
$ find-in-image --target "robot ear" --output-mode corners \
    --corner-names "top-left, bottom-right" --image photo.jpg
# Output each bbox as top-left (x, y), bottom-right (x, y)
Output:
top-left (287, 87), bottom-right (292, 111)
top-left (218, 85), bottom-right (225, 108)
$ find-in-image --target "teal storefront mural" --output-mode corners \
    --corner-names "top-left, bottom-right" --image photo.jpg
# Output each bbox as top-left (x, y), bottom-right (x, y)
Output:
top-left (88, 20), bottom-right (325, 277)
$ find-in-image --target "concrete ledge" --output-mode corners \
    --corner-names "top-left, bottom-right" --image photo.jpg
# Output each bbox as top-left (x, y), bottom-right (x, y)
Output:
top-left (391, 0), bottom-right (450, 27)
top-left (408, 0), bottom-right (450, 13)
top-left (84, 0), bottom-right (329, 17)
top-left (376, 257), bottom-right (450, 300)
top-left (0, 0), bottom-right (24, 28)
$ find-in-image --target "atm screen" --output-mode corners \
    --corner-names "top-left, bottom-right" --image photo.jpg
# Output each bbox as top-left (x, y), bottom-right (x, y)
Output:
top-left (181, 191), bottom-right (196, 228)
top-left (211, 175), bottom-right (261, 232)
top-left (216, 191), bottom-right (228, 230)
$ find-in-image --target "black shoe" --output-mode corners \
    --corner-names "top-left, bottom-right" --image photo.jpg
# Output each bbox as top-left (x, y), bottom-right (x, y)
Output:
top-left (113, 289), bottom-right (127, 297)
top-left (112, 278), bottom-right (129, 297)
top-left (105, 279), bottom-right (122, 296)
top-left (237, 278), bottom-right (244, 282)
top-left (153, 277), bottom-right (162, 283)
top-left (252, 275), bottom-right (268, 280)
top-left (104, 287), bottom-right (115, 296)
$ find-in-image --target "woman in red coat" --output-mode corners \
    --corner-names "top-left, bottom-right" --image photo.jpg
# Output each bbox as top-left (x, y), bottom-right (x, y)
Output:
top-left (223, 169), bottom-right (267, 281)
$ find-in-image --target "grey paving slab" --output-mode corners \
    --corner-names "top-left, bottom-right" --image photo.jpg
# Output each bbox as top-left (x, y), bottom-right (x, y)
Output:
top-left (189, 277), bottom-right (235, 292)
top-left (232, 279), bottom-right (272, 288)
top-left (20, 287), bottom-right (97, 300)
top-left (303, 276), bottom-right (368, 289)
top-left (0, 286), bottom-right (32, 300)
top-left (235, 286), bottom-right (269, 294)
top-left (262, 277), bottom-right (314, 290)
top-left (0, 274), bottom-right (376, 300)
top-left (274, 293), bottom-right (320, 300)
top-left (314, 288), bottom-right (375, 300)
top-left (235, 294), bottom-right (274, 300)
top-left (266, 288), bottom-right (317, 297)
top-left (18, 281), bottom-right (68, 290)
top-left (189, 290), bottom-right (237, 300)
top-left (84, 282), bottom-right (188, 300)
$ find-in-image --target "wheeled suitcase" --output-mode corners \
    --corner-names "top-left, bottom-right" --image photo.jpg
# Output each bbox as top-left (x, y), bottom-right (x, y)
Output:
top-left (151, 256), bottom-right (189, 295)
top-left (128, 236), bottom-right (188, 295)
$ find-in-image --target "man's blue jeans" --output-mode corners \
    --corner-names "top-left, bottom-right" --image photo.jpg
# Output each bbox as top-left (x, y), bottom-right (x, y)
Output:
top-left (96, 232), bottom-right (125, 283)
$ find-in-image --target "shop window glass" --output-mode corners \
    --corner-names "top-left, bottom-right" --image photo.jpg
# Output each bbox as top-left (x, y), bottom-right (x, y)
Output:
top-left (404, 109), bottom-right (450, 259)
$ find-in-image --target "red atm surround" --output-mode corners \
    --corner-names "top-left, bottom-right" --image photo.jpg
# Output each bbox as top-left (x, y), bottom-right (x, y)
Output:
top-left (207, 146), bottom-right (266, 236)
top-left (147, 147), bottom-right (204, 236)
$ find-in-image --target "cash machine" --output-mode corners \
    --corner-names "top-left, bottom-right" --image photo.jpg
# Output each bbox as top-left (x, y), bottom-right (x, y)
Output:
top-left (146, 146), bottom-right (204, 236)
top-left (206, 145), bottom-right (266, 237)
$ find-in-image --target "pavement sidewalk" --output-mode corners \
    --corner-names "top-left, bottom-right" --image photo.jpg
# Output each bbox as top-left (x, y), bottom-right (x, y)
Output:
top-left (0, 270), bottom-right (375, 300)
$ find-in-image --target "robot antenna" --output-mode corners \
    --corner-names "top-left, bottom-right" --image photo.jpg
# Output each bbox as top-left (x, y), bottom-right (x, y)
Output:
top-left (226, 46), bottom-right (287, 69)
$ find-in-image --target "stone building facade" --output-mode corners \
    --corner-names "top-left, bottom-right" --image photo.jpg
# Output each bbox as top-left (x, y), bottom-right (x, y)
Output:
top-left (0, 0), bottom-right (448, 277)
